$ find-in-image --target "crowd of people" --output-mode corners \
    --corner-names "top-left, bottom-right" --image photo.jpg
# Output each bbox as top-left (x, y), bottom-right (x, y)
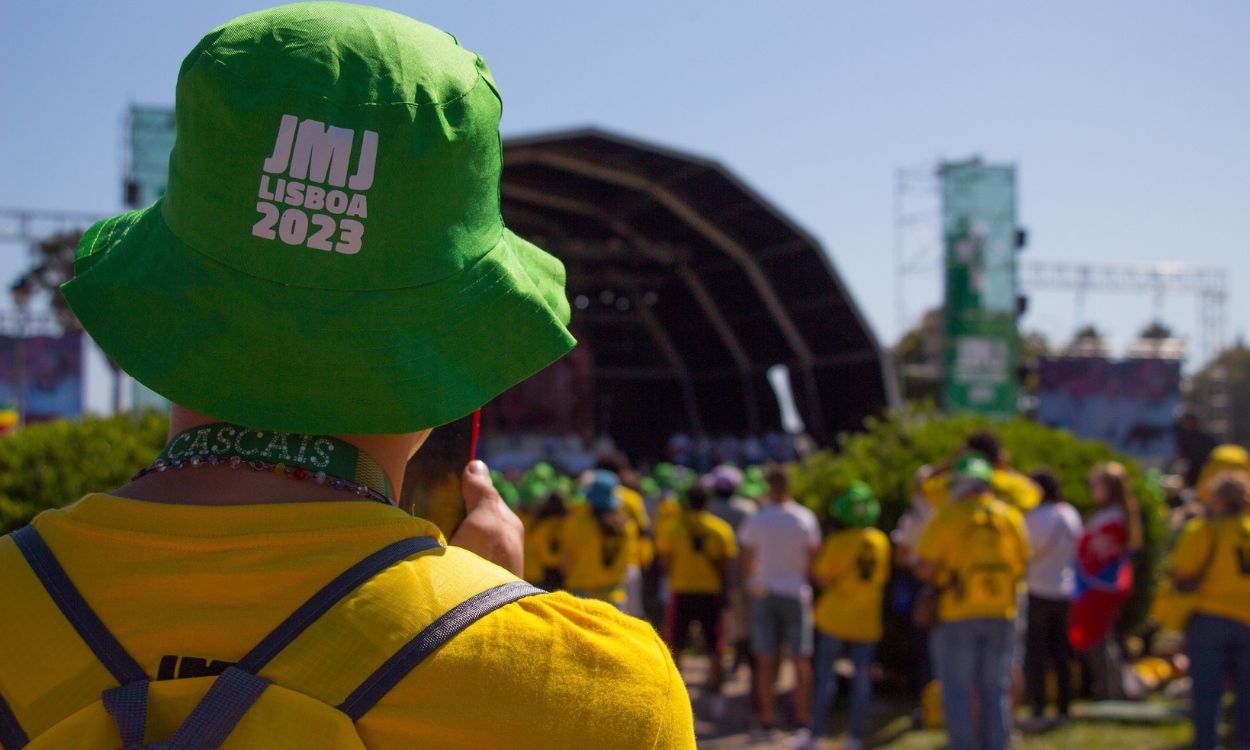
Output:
top-left (498, 427), bottom-right (1250, 750)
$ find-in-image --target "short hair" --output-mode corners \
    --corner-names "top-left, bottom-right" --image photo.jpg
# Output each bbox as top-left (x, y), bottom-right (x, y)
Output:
top-left (1029, 467), bottom-right (1062, 504)
top-left (1212, 473), bottom-right (1250, 514)
top-left (965, 431), bottom-right (1002, 464)
top-left (595, 450), bottom-right (631, 474)
top-left (687, 484), bottom-right (709, 511)
top-left (763, 463), bottom-right (789, 493)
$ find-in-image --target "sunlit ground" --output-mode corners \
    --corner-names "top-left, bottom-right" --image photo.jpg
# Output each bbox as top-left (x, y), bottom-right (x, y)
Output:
top-left (679, 655), bottom-right (1192, 749)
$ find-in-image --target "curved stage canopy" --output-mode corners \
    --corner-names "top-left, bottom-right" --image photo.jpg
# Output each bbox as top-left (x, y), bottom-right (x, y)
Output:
top-left (497, 129), bottom-right (898, 458)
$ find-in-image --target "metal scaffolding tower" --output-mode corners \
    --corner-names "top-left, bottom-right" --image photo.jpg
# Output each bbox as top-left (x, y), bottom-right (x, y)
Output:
top-left (892, 167), bottom-right (1232, 438)
top-left (1020, 260), bottom-right (1231, 439)
top-left (0, 207), bottom-right (101, 245)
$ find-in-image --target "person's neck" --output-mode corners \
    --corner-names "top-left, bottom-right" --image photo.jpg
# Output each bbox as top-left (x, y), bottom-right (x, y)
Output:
top-left (113, 405), bottom-right (428, 507)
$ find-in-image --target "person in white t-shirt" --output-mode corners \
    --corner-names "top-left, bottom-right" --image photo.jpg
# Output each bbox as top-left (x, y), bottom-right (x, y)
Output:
top-left (1022, 468), bottom-right (1083, 723)
top-left (738, 464), bottom-right (822, 734)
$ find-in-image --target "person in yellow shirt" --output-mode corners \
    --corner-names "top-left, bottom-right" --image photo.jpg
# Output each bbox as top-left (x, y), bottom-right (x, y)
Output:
top-left (656, 484), bottom-right (738, 701)
top-left (597, 452), bottom-right (654, 618)
top-left (794, 482), bottom-right (890, 750)
top-left (920, 431), bottom-right (1042, 513)
top-left (1195, 443), bottom-right (1250, 506)
top-left (523, 490), bottom-right (568, 591)
top-left (562, 471), bottom-right (639, 609)
top-left (0, 5), bottom-right (694, 748)
top-left (916, 455), bottom-right (1031, 750)
top-left (1169, 474), bottom-right (1250, 750)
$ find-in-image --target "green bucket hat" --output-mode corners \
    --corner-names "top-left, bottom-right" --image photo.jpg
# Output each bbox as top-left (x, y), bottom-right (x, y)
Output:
top-left (829, 481), bottom-right (881, 528)
top-left (62, 2), bottom-right (575, 434)
top-left (952, 453), bottom-right (994, 485)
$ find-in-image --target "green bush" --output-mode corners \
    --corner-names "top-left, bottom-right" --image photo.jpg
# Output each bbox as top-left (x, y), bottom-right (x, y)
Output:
top-left (0, 412), bottom-right (169, 534)
top-left (790, 405), bottom-right (1168, 635)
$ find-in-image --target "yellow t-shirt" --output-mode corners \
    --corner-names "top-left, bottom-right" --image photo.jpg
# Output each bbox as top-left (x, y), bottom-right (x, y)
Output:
top-left (561, 508), bottom-right (639, 603)
top-left (522, 514), bottom-right (565, 584)
top-left (0, 495), bottom-right (693, 749)
top-left (654, 496), bottom-right (682, 532)
top-left (1171, 514), bottom-right (1250, 627)
top-left (813, 528), bottom-right (891, 642)
top-left (655, 510), bottom-right (738, 595)
top-left (921, 468), bottom-right (1042, 513)
top-left (917, 493), bottom-right (1031, 622)
top-left (619, 486), bottom-right (654, 568)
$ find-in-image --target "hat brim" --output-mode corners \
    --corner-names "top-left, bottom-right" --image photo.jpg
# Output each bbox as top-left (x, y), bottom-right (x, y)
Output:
top-left (62, 200), bottom-right (576, 433)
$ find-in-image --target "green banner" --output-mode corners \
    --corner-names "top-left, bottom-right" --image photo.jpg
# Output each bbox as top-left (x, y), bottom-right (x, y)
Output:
top-left (940, 160), bottom-right (1018, 417)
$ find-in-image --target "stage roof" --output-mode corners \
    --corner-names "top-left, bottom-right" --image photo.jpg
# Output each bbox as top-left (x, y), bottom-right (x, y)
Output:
top-left (501, 129), bottom-right (897, 455)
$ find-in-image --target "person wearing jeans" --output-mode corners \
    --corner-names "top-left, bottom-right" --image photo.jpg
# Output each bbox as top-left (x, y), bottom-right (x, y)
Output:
top-left (1171, 474), bottom-right (1250, 750)
top-left (794, 482), bottom-right (890, 750)
top-left (916, 455), bottom-right (1031, 750)
top-left (810, 637), bottom-right (876, 746)
top-left (931, 618), bottom-right (1017, 750)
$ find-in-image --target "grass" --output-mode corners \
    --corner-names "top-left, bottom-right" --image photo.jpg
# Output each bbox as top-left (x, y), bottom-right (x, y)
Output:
top-left (871, 717), bottom-right (1191, 750)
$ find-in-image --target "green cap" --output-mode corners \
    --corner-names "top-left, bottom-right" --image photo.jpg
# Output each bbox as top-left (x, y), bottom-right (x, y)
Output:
top-left (829, 481), bottom-right (881, 528)
top-left (952, 453), bottom-right (994, 485)
top-left (62, 3), bottom-right (575, 434)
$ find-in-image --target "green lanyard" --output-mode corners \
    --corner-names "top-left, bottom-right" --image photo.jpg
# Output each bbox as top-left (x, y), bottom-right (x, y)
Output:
top-left (156, 423), bottom-right (394, 502)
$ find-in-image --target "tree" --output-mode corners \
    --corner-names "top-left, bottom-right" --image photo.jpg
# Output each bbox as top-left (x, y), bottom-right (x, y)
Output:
top-left (11, 230), bottom-right (128, 412)
top-left (893, 308), bottom-right (943, 405)
top-left (1139, 321), bottom-right (1175, 340)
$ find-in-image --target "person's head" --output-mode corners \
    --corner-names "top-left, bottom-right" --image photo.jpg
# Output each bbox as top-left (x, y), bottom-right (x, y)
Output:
top-left (964, 431), bottom-right (1004, 467)
top-left (1179, 413), bottom-right (1200, 432)
top-left (583, 470), bottom-right (626, 538)
top-left (1089, 462), bottom-right (1129, 507)
top-left (534, 491), bottom-right (568, 522)
top-left (1210, 473), bottom-right (1250, 517)
top-left (950, 453), bottom-right (994, 501)
top-left (61, 4), bottom-right (576, 492)
top-left (1030, 468), bottom-right (1063, 504)
top-left (829, 481), bottom-right (881, 529)
top-left (596, 451), bottom-right (640, 492)
top-left (709, 464), bottom-right (743, 499)
top-left (687, 484), bottom-right (709, 512)
top-left (1090, 461), bottom-right (1143, 551)
top-left (763, 462), bottom-right (790, 502)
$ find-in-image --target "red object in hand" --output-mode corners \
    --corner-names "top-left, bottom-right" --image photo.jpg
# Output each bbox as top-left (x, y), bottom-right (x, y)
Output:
top-left (469, 408), bottom-right (481, 462)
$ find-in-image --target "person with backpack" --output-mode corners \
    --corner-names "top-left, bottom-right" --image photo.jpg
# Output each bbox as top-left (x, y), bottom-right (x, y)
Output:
top-left (524, 490), bottom-right (569, 592)
top-left (0, 5), bottom-right (694, 748)
top-left (656, 484), bottom-right (738, 710)
top-left (916, 455), bottom-right (1032, 750)
top-left (1169, 474), bottom-right (1250, 750)
top-left (920, 431), bottom-right (1042, 513)
top-left (561, 470), bottom-right (639, 609)
top-left (793, 482), bottom-right (890, 750)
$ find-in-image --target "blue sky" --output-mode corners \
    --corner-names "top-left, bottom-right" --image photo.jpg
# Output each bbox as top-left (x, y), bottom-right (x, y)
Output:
top-left (3, 1), bottom-right (1248, 375)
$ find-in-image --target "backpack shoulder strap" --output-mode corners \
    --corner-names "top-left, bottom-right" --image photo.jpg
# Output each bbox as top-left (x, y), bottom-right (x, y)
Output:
top-left (10, 525), bottom-right (147, 685)
top-left (145, 535), bottom-right (444, 750)
top-left (336, 580), bottom-right (542, 720)
top-left (0, 687), bottom-right (27, 750)
top-left (237, 536), bottom-right (442, 673)
top-left (6, 525), bottom-right (150, 750)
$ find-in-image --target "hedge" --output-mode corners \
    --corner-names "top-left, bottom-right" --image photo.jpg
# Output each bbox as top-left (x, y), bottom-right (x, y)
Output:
top-left (0, 412), bottom-right (169, 534)
top-left (790, 406), bottom-right (1168, 635)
